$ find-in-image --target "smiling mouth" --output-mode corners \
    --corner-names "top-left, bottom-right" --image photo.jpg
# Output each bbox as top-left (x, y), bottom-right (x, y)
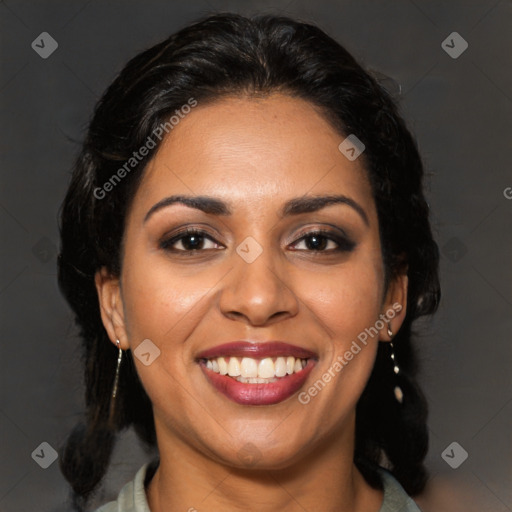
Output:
top-left (201, 355), bottom-right (309, 383)
top-left (198, 356), bottom-right (316, 405)
top-left (195, 341), bottom-right (318, 405)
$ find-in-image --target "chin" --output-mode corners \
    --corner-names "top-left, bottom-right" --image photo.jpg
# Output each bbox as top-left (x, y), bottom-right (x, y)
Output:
top-left (204, 431), bottom-right (316, 472)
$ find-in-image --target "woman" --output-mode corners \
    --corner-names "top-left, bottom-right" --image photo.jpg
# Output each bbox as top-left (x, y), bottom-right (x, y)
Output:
top-left (57, 12), bottom-right (440, 512)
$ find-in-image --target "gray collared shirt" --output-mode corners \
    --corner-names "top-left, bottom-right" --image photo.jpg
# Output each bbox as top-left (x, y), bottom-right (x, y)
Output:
top-left (94, 462), bottom-right (422, 512)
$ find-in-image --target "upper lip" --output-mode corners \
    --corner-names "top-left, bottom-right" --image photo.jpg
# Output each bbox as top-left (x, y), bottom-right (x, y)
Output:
top-left (196, 341), bottom-right (318, 360)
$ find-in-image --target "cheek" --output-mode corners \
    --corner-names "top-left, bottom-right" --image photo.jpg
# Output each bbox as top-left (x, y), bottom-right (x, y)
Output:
top-left (294, 284), bottom-right (382, 427)
top-left (119, 259), bottom-right (214, 424)
top-left (121, 255), bottom-right (214, 343)
top-left (299, 261), bottom-right (384, 346)
top-left (293, 255), bottom-right (384, 416)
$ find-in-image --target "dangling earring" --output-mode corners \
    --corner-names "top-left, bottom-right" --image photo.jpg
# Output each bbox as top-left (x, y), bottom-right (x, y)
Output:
top-left (108, 339), bottom-right (123, 424)
top-left (387, 323), bottom-right (403, 404)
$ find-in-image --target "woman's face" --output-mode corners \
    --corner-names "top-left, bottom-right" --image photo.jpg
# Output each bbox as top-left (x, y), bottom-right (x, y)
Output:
top-left (96, 93), bottom-right (407, 469)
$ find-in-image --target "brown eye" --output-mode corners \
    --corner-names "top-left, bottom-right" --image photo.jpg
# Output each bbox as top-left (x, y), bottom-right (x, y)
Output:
top-left (291, 230), bottom-right (356, 253)
top-left (160, 229), bottom-right (222, 252)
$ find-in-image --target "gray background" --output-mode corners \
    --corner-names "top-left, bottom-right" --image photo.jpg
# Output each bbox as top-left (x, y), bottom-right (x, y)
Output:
top-left (1, 1), bottom-right (511, 511)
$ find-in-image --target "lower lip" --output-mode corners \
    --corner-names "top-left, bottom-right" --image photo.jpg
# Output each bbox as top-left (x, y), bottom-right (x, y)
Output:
top-left (198, 359), bottom-right (316, 405)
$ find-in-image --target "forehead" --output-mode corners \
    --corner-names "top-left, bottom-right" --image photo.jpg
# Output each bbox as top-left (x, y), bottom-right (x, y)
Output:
top-left (131, 93), bottom-right (375, 219)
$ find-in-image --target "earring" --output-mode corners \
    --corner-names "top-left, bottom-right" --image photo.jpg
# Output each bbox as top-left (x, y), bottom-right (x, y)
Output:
top-left (108, 339), bottom-right (123, 424)
top-left (387, 323), bottom-right (404, 404)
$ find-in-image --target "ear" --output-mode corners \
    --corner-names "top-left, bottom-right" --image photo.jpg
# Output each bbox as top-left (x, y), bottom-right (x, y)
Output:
top-left (379, 269), bottom-right (408, 342)
top-left (94, 267), bottom-right (129, 350)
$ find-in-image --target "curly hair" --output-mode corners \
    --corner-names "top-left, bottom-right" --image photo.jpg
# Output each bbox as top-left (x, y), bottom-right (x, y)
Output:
top-left (57, 12), bottom-right (440, 511)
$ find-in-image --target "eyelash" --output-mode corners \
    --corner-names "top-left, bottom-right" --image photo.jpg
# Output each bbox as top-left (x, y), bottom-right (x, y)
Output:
top-left (159, 227), bottom-right (356, 255)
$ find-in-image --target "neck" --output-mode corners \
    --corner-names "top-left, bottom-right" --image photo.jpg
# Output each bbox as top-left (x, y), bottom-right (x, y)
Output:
top-left (146, 417), bottom-right (383, 512)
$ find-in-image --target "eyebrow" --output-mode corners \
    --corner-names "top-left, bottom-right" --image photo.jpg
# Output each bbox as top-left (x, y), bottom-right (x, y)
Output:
top-left (143, 194), bottom-right (369, 226)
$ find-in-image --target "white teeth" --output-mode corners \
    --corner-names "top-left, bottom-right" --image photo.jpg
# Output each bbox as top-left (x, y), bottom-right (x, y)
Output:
top-left (286, 356), bottom-right (295, 375)
top-left (258, 358), bottom-right (275, 378)
top-left (228, 357), bottom-right (241, 377)
top-left (235, 375), bottom-right (279, 384)
top-left (218, 356), bottom-right (228, 375)
top-left (205, 355), bottom-right (308, 380)
top-left (240, 357), bottom-right (258, 378)
top-left (275, 357), bottom-right (287, 377)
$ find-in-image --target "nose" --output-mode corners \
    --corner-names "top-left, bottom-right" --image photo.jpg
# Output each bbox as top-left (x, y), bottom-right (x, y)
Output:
top-left (219, 244), bottom-right (299, 326)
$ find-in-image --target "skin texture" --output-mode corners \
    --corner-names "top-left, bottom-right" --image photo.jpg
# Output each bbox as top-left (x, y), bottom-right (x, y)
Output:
top-left (95, 93), bottom-right (408, 512)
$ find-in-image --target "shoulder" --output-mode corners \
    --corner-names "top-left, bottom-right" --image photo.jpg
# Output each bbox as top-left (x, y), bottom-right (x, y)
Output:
top-left (93, 462), bottom-right (153, 512)
top-left (377, 467), bottom-right (423, 512)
